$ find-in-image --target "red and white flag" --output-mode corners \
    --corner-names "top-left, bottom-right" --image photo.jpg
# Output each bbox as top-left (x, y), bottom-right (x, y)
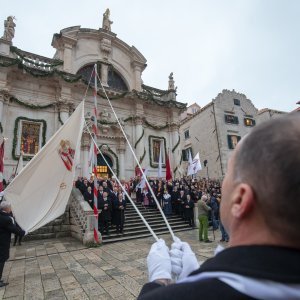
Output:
top-left (166, 153), bottom-right (172, 181)
top-left (0, 140), bottom-right (4, 192)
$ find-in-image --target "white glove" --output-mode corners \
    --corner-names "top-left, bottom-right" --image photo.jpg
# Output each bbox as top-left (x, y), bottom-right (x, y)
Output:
top-left (170, 237), bottom-right (183, 276)
top-left (170, 238), bottom-right (200, 280)
top-left (147, 239), bottom-right (172, 282)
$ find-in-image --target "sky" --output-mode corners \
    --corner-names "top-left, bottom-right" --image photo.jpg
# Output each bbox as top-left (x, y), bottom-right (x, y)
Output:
top-left (1, 0), bottom-right (299, 112)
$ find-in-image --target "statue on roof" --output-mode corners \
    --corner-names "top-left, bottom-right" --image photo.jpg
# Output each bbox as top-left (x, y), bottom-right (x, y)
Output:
top-left (102, 8), bottom-right (113, 31)
top-left (1, 16), bottom-right (16, 42)
top-left (168, 72), bottom-right (175, 90)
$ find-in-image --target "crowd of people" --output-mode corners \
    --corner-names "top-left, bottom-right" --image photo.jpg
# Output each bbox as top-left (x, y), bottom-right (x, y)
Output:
top-left (75, 174), bottom-right (228, 241)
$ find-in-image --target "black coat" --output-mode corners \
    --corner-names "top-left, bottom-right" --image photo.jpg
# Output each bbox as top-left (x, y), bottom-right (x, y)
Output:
top-left (0, 210), bottom-right (25, 262)
top-left (83, 191), bottom-right (93, 209)
top-left (98, 197), bottom-right (112, 221)
top-left (184, 200), bottom-right (194, 218)
top-left (113, 199), bottom-right (126, 226)
top-left (138, 246), bottom-right (300, 300)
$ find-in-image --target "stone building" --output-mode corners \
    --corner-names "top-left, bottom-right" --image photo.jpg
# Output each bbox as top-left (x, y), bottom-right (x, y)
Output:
top-left (179, 89), bottom-right (287, 179)
top-left (0, 12), bottom-right (186, 181)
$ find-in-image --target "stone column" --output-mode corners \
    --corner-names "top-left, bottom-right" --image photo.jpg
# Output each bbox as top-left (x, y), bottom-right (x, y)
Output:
top-left (170, 123), bottom-right (180, 178)
top-left (135, 117), bottom-right (144, 164)
top-left (59, 103), bottom-right (70, 124)
top-left (101, 63), bottom-right (109, 87)
top-left (118, 149), bottom-right (125, 180)
top-left (81, 133), bottom-right (91, 178)
top-left (63, 44), bottom-right (73, 73)
top-left (133, 65), bottom-right (142, 92)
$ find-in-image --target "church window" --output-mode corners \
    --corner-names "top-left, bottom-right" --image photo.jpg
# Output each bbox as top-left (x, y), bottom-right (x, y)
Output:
top-left (225, 114), bottom-right (239, 125)
top-left (77, 63), bottom-right (128, 92)
top-left (107, 66), bottom-right (128, 91)
top-left (227, 135), bottom-right (241, 149)
top-left (244, 118), bottom-right (256, 127)
top-left (182, 147), bottom-right (193, 161)
top-left (233, 99), bottom-right (241, 106)
top-left (184, 129), bottom-right (190, 139)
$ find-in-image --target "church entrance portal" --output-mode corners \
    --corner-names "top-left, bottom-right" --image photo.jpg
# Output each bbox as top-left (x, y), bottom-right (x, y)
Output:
top-left (97, 154), bottom-right (113, 178)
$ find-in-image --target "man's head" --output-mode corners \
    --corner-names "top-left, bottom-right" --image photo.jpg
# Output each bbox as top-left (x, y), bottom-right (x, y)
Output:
top-left (0, 201), bottom-right (12, 213)
top-left (221, 113), bottom-right (300, 248)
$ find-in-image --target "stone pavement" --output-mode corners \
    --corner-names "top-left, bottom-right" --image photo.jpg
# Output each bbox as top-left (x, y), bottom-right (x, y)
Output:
top-left (0, 229), bottom-right (223, 300)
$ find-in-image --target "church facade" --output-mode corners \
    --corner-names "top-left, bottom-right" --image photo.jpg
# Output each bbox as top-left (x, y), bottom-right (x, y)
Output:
top-left (0, 12), bottom-right (186, 181)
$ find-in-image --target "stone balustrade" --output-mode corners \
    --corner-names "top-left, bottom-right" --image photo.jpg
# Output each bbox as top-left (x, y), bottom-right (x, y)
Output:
top-left (69, 187), bottom-right (102, 245)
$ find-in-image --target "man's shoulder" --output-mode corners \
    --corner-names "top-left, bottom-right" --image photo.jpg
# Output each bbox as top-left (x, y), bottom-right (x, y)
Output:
top-left (138, 279), bottom-right (254, 300)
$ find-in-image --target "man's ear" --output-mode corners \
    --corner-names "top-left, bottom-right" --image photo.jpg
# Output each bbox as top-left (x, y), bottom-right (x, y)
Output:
top-left (231, 183), bottom-right (255, 219)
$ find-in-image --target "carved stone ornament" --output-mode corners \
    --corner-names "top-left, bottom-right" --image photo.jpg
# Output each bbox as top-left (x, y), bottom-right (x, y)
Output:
top-left (100, 38), bottom-right (112, 59)
top-left (0, 89), bottom-right (10, 102)
top-left (168, 72), bottom-right (175, 90)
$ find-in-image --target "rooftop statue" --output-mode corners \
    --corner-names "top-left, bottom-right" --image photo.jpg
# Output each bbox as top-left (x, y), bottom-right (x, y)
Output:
top-left (2, 16), bottom-right (16, 42)
top-left (168, 72), bottom-right (175, 90)
top-left (102, 8), bottom-right (113, 31)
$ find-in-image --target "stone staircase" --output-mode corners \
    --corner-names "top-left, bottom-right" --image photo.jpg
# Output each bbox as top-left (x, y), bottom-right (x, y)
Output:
top-left (22, 188), bottom-right (194, 244)
top-left (101, 202), bottom-right (193, 243)
top-left (24, 208), bottom-right (71, 241)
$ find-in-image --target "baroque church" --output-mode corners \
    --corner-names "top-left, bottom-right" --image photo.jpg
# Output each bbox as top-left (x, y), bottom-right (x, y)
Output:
top-left (0, 10), bottom-right (186, 181)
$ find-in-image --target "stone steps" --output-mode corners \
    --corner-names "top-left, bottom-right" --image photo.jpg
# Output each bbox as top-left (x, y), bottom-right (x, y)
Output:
top-left (102, 202), bottom-right (193, 243)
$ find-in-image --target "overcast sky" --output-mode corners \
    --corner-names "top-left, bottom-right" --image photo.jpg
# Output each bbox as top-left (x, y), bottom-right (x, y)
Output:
top-left (1, 0), bottom-right (299, 112)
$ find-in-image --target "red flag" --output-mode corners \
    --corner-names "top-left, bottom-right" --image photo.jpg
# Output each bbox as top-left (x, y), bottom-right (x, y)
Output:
top-left (0, 141), bottom-right (4, 192)
top-left (166, 154), bottom-right (172, 181)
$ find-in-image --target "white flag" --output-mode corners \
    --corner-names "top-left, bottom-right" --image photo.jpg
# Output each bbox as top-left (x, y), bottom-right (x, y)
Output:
top-left (157, 142), bottom-right (163, 178)
top-left (86, 141), bottom-right (94, 178)
top-left (15, 152), bottom-right (24, 176)
top-left (137, 168), bottom-right (149, 190)
top-left (187, 149), bottom-right (193, 176)
top-left (4, 101), bottom-right (85, 233)
top-left (188, 152), bottom-right (202, 176)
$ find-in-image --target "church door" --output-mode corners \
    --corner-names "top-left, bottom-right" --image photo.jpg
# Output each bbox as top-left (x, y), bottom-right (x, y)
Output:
top-left (97, 154), bottom-right (113, 178)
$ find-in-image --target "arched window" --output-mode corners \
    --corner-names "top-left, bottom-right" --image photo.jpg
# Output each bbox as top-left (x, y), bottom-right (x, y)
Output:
top-left (77, 63), bottom-right (128, 92)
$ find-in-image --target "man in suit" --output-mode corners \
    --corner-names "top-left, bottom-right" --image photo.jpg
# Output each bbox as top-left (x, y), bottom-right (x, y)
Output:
top-left (0, 202), bottom-right (25, 287)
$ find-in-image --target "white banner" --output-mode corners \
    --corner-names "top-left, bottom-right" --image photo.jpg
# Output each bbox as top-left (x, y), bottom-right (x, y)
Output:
top-left (4, 101), bottom-right (85, 233)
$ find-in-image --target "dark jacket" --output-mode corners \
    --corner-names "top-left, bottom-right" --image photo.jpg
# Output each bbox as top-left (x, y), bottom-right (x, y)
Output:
top-left (0, 210), bottom-right (25, 262)
top-left (138, 246), bottom-right (300, 300)
top-left (113, 198), bottom-right (126, 226)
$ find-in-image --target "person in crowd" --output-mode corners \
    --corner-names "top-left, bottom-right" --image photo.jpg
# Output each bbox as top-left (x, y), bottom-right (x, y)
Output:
top-left (83, 186), bottom-right (93, 209)
top-left (13, 221), bottom-right (23, 246)
top-left (138, 113), bottom-right (300, 299)
top-left (217, 194), bottom-right (229, 242)
top-left (209, 192), bottom-right (219, 230)
top-left (171, 185), bottom-right (180, 214)
top-left (162, 189), bottom-right (172, 216)
top-left (98, 191), bottom-right (112, 235)
top-left (0, 202), bottom-right (25, 287)
top-left (142, 187), bottom-right (150, 208)
top-left (114, 193), bottom-right (126, 234)
top-left (184, 194), bottom-right (195, 227)
top-left (197, 194), bottom-right (212, 242)
top-left (178, 190), bottom-right (186, 220)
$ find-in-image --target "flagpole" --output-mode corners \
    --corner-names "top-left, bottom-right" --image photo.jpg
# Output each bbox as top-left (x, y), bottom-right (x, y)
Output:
top-left (92, 64), bottom-right (99, 243)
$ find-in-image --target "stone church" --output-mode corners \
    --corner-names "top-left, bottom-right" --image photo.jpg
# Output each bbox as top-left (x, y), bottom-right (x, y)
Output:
top-left (0, 10), bottom-right (186, 181)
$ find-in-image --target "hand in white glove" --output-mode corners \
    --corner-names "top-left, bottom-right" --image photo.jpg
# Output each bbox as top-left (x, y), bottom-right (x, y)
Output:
top-left (170, 236), bottom-right (183, 277)
top-left (147, 239), bottom-right (172, 282)
top-left (170, 237), bottom-right (200, 280)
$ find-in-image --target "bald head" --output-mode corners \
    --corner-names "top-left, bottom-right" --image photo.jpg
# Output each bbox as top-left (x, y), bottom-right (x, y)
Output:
top-left (233, 113), bottom-right (300, 242)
